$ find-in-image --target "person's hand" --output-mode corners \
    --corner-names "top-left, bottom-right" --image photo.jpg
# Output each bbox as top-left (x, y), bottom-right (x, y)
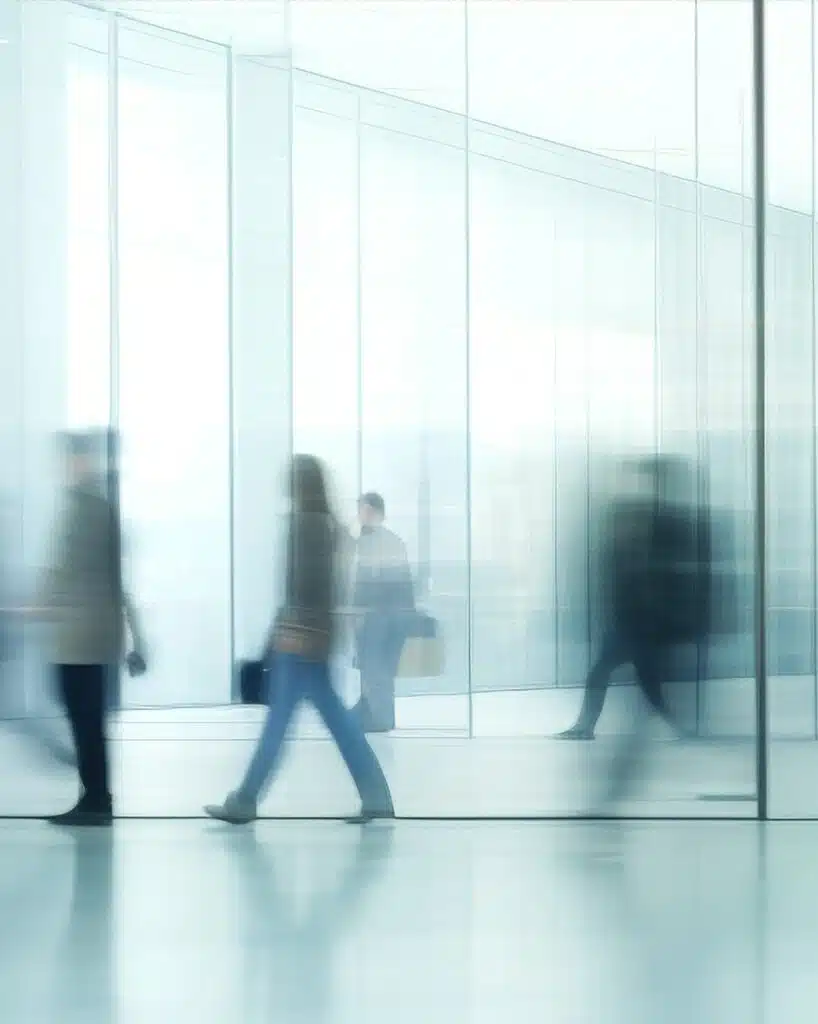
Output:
top-left (126, 651), bottom-right (147, 677)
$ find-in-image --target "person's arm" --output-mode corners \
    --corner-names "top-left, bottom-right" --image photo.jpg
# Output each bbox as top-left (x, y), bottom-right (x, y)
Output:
top-left (107, 501), bottom-right (147, 667)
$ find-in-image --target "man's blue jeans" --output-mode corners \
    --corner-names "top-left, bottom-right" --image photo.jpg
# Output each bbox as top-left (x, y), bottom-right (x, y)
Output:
top-left (237, 652), bottom-right (394, 813)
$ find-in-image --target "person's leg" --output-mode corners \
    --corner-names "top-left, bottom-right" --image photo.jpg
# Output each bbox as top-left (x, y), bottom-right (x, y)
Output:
top-left (360, 615), bottom-right (400, 732)
top-left (633, 642), bottom-right (676, 726)
top-left (206, 654), bottom-right (301, 823)
top-left (57, 665), bottom-right (87, 790)
top-left (354, 616), bottom-right (380, 729)
top-left (557, 632), bottom-right (627, 739)
top-left (50, 665), bottom-right (111, 823)
top-left (305, 660), bottom-right (394, 820)
top-left (599, 641), bottom-right (669, 811)
top-left (79, 665), bottom-right (111, 810)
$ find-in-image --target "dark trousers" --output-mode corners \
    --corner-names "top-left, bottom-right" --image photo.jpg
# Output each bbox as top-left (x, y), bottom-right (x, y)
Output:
top-left (575, 629), bottom-right (674, 734)
top-left (57, 664), bottom-right (111, 810)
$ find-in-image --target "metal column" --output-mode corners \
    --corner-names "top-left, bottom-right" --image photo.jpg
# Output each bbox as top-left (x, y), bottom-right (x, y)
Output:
top-left (752, 0), bottom-right (769, 821)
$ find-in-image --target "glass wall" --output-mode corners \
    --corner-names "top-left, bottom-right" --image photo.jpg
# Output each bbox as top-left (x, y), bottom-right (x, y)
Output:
top-left (8, 0), bottom-right (818, 817)
top-left (116, 24), bottom-right (231, 708)
top-left (765, 0), bottom-right (817, 817)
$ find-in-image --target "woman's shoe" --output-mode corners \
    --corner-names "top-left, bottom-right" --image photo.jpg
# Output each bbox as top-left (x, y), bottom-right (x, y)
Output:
top-left (555, 726), bottom-right (595, 741)
top-left (344, 806), bottom-right (395, 825)
top-left (204, 793), bottom-right (258, 825)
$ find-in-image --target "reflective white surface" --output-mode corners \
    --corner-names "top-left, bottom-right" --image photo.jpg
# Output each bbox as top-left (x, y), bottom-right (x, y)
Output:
top-left (0, 818), bottom-right (815, 1022)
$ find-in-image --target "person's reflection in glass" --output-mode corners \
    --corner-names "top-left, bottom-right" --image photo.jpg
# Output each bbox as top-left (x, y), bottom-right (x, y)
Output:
top-left (205, 455), bottom-right (394, 825)
top-left (224, 824), bottom-right (394, 1021)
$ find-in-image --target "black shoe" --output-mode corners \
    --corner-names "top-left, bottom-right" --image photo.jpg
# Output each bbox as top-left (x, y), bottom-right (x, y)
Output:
top-left (555, 726), bottom-right (595, 741)
top-left (344, 807), bottom-right (395, 825)
top-left (46, 800), bottom-right (113, 827)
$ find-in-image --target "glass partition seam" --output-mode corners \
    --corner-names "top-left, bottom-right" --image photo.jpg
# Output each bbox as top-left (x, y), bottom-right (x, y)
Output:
top-left (753, 0), bottom-right (769, 821)
top-left (552, 219), bottom-right (560, 688)
top-left (465, 0), bottom-right (474, 738)
top-left (811, 0), bottom-right (818, 742)
top-left (107, 13), bottom-right (121, 708)
top-left (355, 94), bottom-right (363, 500)
top-left (653, 139), bottom-right (661, 460)
top-left (227, 48), bottom-right (237, 700)
top-left (694, 0), bottom-right (705, 739)
top-left (107, 13), bottom-right (119, 439)
top-left (287, 56), bottom-right (294, 465)
top-left (583, 224), bottom-right (592, 663)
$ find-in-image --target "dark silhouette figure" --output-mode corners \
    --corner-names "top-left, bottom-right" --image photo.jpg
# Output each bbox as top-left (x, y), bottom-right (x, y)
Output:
top-left (557, 456), bottom-right (709, 746)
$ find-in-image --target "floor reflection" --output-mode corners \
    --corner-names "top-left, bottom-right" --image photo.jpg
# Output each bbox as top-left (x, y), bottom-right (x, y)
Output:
top-left (0, 821), bottom-right (814, 1023)
top-left (48, 830), bottom-right (114, 1021)
top-left (224, 824), bottom-right (394, 1021)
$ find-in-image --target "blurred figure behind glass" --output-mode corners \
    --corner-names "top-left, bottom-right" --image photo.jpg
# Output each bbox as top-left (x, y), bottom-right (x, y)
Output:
top-left (352, 492), bottom-right (415, 733)
top-left (556, 455), bottom-right (708, 746)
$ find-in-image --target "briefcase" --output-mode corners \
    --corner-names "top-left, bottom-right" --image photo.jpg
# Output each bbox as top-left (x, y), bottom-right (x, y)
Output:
top-left (396, 613), bottom-right (444, 679)
top-left (237, 659), bottom-right (271, 705)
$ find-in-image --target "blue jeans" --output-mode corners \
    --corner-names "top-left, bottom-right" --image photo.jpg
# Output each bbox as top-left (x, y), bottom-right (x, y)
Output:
top-left (237, 653), bottom-right (394, 813)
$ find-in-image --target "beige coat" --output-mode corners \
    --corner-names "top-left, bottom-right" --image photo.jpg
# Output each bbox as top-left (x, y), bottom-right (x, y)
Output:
top-left (40, 485), bottom-right (143, 665)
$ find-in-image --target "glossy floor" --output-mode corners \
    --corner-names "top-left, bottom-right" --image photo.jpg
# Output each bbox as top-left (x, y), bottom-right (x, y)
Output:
top-left (0, 818), bottom-right (815, 1022)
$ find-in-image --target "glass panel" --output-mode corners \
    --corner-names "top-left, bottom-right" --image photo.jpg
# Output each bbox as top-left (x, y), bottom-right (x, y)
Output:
top-left (66, 42), bottom-right (110, 431)
top-left (291, 86), bottom-right (359, 511)
top-left (291, 0), bottom-right (467, 112)
top-left (116, 24), bottom-right (230, 708)
top-left (467, 0), bottom-right (757, 816)
top-left (767, 0), bottom-right (817, 817)
top-left (231, 56), bottom-right (293, 672)
top-left (358, 106), bottom-right (468, 736)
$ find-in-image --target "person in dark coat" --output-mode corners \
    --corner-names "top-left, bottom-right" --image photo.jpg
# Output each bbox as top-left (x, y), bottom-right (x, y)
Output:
top-left (556, 455), bottom-right (707, 743)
